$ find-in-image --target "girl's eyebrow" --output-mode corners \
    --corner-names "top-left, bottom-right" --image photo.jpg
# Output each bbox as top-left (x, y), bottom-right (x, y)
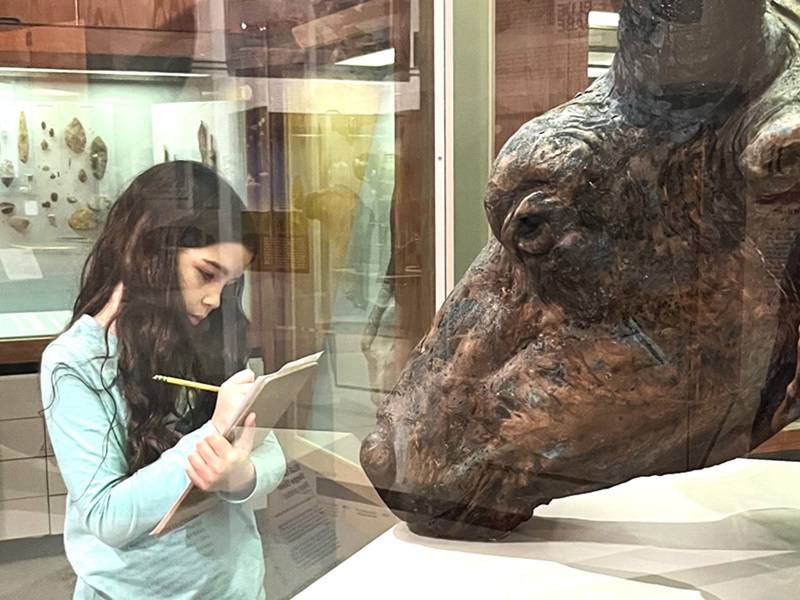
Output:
top-left (202, 258), bottom-right (229, 277)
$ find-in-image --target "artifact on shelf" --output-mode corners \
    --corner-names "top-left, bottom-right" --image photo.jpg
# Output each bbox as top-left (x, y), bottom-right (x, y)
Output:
top-left (65, 118), bottom-right (87, 154)
top-left (0, 159), bottom-right (14, 188)
top-left (50, 192), bottom-right (58, 202)
top-left (87, 196), bottom-right (111, 212)
top-left (361, 0), bottom-right (800, 540)
top-left (47, 213), bottom-right (56, 226)
top-left (0, 202), bottom-right (14, 215)
top-left (90, 136), bottom-right (108, 180)
top-left (78, 169), bottom-right (88, 183)
top-left (42, 201), bottom-right (51, 208)
top-left (68, 208), bottom-right (98, 231)
top-left (18, 112), bottom-right (29, 164)
top-left (9, 216), bottom-right (30, 233)
top-left (66, 196), bottom-right (78, 204)
top-left (41, 140), bottom-right (49, 151)
top-left (41, 121), bottom-right (46, 130)
top-left (48, 128), bottom-right (54, 138)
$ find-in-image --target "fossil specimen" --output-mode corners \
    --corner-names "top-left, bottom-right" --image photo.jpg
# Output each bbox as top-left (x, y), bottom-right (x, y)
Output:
top-left (9, 216), bottom-right (29, 233)
top-left (0, 159), bottom-right (14, 188)
top-left (362, 0), bottom-right (800, 540)
top-left (0, 202), bottom-right (15, 215)
top-left (65, 118), bottom-right (87, 154)
top-left (78, 169), bottom-right (88, 183)
top-left (18, 112), bottom-right (29, 164)
top-left (87, 196), bottom-right (111, 212)
top-left (90, 136), bottom-right (107, 180)
top-left (68, 208), bottom-right (98, 231)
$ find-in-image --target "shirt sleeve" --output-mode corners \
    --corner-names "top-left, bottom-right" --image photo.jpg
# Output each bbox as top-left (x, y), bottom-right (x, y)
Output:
top-left (217, 430), bottom-right (287, 504)
top-left (41, 346), bottom-right (217, 548)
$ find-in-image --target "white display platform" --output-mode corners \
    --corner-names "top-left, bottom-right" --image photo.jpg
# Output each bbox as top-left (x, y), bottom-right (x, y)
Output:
top-left (295, 458), bottom-right (800, 600)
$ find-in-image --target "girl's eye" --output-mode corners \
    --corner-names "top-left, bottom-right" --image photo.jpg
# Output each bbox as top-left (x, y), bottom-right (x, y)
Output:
top-left (197, 268), bottom-right (215, 282)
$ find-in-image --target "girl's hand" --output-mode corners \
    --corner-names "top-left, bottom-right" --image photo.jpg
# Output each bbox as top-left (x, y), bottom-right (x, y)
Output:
top-left (187, 413), bottom-right (257, 495)
top-left (212, 368), bottom-right (255, 433)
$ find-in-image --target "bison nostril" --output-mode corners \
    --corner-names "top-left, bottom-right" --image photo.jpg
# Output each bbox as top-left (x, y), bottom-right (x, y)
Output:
top-left (360, 431), bottom-right (396, 490)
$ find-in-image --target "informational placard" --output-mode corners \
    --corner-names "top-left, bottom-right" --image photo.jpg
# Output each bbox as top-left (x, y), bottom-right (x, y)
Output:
top-left (0, 248), bottom-right (43, 281)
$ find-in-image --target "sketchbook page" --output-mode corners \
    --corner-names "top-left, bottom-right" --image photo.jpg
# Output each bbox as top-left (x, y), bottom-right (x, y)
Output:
top-left (222, 351), bottom-right (324, 436)
top-left (150, 350), bottom-right (323, 537)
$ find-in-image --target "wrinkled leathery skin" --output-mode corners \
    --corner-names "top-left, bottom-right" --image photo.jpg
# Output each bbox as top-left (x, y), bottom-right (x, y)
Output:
top-left (361, 0), bottom-right (800, 540)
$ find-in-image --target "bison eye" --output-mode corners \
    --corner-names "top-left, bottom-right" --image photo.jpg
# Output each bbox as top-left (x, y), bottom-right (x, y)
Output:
top-left (518, 213), bottom-right (545, 235)
top-left (514, 210), bottom-right (556, 256)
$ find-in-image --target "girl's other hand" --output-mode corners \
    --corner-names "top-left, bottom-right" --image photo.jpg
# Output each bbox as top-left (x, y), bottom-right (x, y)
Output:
top-left (187, 413), bottom-right (257, 495)
top-left (212, 368), bottom-right (255, 433)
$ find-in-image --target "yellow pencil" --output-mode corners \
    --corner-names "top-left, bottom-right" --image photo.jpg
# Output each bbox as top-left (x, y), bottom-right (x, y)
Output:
top-left (152, 374), bottom-right (220, 393)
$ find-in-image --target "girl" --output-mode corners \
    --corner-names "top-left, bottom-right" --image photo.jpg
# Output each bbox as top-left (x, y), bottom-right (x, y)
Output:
top-left (40, 161), bottom-right (286, 599)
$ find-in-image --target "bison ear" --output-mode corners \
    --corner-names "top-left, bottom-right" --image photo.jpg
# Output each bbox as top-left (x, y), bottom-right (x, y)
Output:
top-left (740, 105), bottom-right (800, 197)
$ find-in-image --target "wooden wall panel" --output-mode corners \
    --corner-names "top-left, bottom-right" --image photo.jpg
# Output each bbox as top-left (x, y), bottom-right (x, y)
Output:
top-left (495, 0), bottom-right (622, 154)
top-left (0, 1), bottom-right (77, 25)
top-left (78, 0), bottom-right (200, 31)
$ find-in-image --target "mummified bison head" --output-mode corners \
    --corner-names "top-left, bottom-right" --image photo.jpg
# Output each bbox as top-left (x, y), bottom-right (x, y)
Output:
top-left (361, 0), bottom-right (800, 540)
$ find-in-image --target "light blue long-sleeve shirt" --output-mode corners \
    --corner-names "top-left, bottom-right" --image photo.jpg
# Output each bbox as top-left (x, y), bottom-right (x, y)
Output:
top-left (40, 315), bottom-right (287, 600)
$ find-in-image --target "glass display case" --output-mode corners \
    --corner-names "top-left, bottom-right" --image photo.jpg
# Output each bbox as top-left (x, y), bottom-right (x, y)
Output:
top-left (0, 3), bottom-right (437, 594)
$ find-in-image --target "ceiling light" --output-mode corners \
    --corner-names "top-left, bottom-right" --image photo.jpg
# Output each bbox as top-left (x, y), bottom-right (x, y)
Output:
top-left (0, 66), bottom-right (209, 78)
top-left (588, 11), bottom-right (620, 29)
top-left (336, 48), bottom-right (395, 68)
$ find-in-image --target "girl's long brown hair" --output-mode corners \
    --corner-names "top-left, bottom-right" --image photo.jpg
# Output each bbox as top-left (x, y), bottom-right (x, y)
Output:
top-left (68, 160), bottom-right (258, 473)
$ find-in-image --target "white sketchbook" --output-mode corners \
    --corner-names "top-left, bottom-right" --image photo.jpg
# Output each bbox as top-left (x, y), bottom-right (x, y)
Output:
top-left (151, 351), bottom-right (324, 536)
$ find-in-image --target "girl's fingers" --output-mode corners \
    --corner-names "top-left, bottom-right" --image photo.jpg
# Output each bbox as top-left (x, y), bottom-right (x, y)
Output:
top-left (233, 413), bottom-right (256, 452)
top-left (227, 368), bottom-right (255, 384)
top-left (206, 432), bottom-right (233, 456)
top-left (188, 452), bottom-right (215, 484)
top-left (186, 463), bottom-right (208, 491)
top-left (196, 439), bottom-right (223, 471)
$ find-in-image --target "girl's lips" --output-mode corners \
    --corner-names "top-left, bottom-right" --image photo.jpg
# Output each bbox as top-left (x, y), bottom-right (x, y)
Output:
top-left (188, 314), bottom-right (203, 325)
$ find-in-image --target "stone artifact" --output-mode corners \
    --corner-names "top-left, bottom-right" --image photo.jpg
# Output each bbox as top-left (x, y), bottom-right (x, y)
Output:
top-left (90, 136), bottom-right (107, 180)
top-left (78, 169), bottom-right (88, 183)
top-left (68, 208), bottom-right (98, 231)
top-left (361, 0), bottom-right (800, 540)
top-left (48, 127), bottom-right (54, 138)
top-left (9, 216), bottom-right (29, 233)
top-left (50, 192), bottom-right (58, 203)
top-left (41, 140), bottom-right (49, 151)
top-left (47, 213), bottom-right (56, 226)
top-left (41, 121), bottom-right (46, 130)
top-left (0, 159), bottom-right (14, 188)
top-left (0, 202), bottom-right (14, 215)
top-left (42, 201), bottom-right (51, 208)
top-left (65, 117), bottom-right (87, 154)
top-left (87, 196), bottom-right (110, 212)
top-left (66, 196), bottom-right (78, 204)
top-left (18, 112), bottom-right (29, 164)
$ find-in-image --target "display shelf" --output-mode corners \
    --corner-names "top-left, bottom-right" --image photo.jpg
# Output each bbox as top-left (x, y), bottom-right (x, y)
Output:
top-left (296, 459), bottom-right (800, 600)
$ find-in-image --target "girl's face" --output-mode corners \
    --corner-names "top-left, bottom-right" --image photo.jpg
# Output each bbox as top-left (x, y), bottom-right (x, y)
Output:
top-left (177, 242), bottom-right (252, 326)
